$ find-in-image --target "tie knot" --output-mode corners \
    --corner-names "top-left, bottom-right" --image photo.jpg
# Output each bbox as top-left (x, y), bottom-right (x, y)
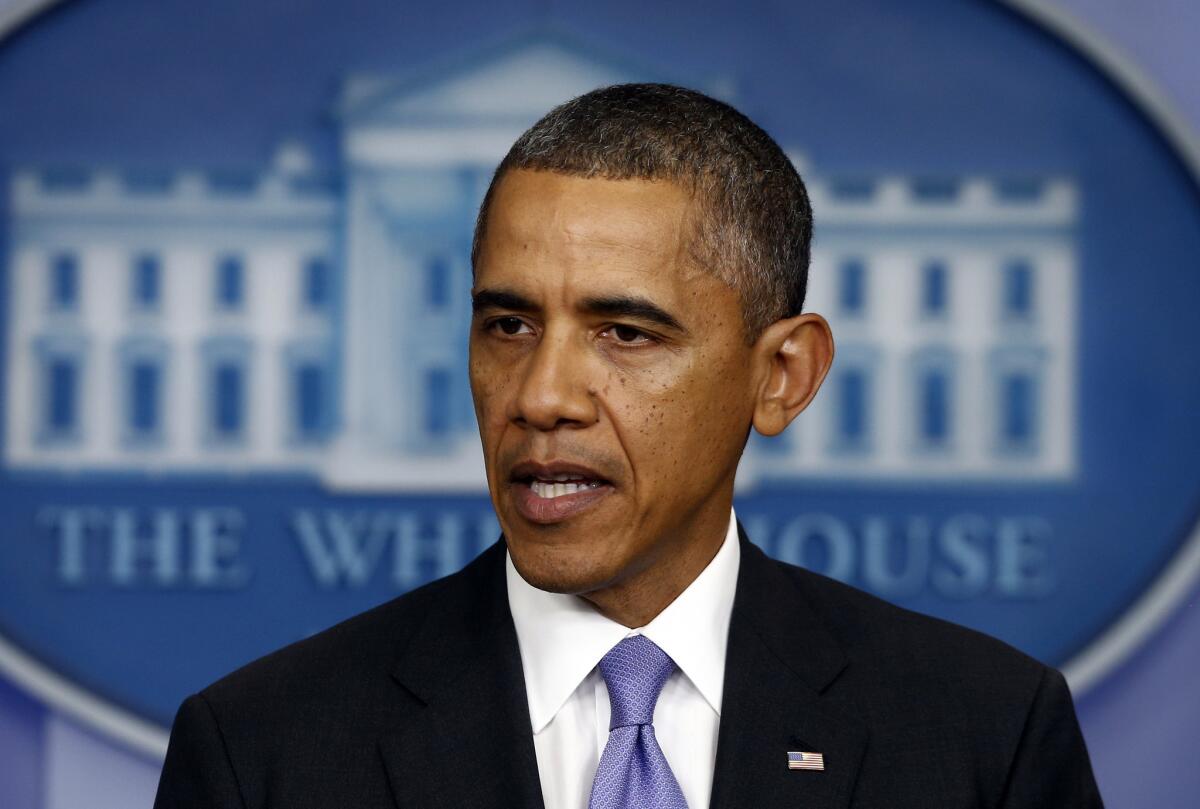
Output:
top-left (598, 635), bottom-right (677, 730)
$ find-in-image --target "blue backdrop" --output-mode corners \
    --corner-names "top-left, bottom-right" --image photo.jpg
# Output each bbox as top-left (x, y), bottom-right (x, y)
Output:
top-left (0, 1), bottom-right (1198, 807)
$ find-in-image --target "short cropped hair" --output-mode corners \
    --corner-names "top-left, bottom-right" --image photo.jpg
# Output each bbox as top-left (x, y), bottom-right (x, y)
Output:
top-left (471, 83), bottom-right (812, 339)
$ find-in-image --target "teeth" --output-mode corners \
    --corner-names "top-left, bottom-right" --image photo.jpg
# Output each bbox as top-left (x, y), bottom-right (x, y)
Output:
top-left (530, 479), bottom-right (601, 498)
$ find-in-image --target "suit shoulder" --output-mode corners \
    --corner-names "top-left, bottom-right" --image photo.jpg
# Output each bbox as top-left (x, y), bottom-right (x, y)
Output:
top-left (198, 543), bottom-right (497, 712)
top-left (772, 556), bottom-right (1048, 689)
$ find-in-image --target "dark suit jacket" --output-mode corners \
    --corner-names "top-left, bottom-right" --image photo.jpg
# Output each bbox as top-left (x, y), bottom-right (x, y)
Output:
top-left (154, 529), bottom-right (1103, 808)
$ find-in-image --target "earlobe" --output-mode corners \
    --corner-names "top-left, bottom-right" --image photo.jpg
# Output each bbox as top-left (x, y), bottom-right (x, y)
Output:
top-left (751, 313), bottom-right (834, 437)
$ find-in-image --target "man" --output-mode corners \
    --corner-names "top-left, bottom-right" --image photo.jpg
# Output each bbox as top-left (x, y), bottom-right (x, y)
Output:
top-left (155, 84), bottom-right (1103, 808)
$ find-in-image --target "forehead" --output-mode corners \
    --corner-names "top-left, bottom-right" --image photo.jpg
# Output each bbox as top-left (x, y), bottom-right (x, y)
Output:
top-left (479, 169), bottom-right (704, 288)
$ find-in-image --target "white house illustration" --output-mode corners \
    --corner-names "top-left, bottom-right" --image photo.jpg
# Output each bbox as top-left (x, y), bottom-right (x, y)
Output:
top-left (2, 34), bottom-right (1077, 490)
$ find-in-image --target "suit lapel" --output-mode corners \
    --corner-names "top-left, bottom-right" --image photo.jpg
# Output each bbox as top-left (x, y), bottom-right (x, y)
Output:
top-left (376, 529), bottom-right (868, 809)
top-left (709, 529), bottom-right (868, 809)
top-left (379, 542), bottom-right (545, 809)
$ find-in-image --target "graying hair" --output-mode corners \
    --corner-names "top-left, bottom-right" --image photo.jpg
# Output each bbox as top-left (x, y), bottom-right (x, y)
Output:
top-left (470, 83), bottom-right (812, 339)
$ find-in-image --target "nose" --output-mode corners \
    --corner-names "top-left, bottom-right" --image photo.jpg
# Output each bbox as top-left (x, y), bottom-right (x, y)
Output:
top-left (511, 329), bottom-right (598, 431)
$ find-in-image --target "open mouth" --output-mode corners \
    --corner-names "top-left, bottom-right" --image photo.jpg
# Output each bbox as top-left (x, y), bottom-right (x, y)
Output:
top-left (525, 474), bottom-right (606, 499)
top-left (508, 462), bottom-right (614, 523)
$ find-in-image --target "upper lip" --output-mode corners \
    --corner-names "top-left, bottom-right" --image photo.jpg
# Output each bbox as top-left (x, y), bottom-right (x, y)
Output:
top-left (509, 459), bottom-right (610, 484)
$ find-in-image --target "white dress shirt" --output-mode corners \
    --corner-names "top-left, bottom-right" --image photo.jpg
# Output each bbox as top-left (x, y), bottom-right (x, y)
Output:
top-left (505, 512), bottom-right (741, 809)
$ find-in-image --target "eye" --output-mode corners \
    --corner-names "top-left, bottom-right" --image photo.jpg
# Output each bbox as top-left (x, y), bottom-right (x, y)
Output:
top-left (489, 316), bottom-right (533, 336)
top-left (602, 324), bottom-right (656, 346)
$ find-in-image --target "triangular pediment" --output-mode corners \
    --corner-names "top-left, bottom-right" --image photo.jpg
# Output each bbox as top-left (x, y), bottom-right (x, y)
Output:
top-left (340, 32), bottom-right (652, 125)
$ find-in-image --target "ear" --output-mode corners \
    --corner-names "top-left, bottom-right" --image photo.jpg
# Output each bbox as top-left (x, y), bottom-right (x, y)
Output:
top-left (751, 313), bottom-right (834, 437)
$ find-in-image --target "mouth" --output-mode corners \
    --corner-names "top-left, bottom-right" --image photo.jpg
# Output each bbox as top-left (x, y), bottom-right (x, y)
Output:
top-left (508, 461), bottom-right (615, 525)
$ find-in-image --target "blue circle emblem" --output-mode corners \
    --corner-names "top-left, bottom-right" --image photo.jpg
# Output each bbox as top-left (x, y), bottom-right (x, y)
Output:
top-left (0, 0), bottom-right (1198, 746)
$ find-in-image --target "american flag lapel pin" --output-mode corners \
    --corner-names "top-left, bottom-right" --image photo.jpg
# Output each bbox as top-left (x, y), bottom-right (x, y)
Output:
top-left (787, 751), bottom-right (825, 771)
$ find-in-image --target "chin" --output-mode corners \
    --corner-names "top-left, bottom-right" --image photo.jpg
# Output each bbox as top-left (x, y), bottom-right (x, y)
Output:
top-left (506, 537), bottom-right (620, 596)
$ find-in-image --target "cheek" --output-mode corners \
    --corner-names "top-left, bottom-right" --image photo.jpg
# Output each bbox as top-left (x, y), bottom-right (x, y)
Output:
top-left (468, 352), bottom-right (510, 429)
top-left (671, 358), bottom-right (751, 449)
top-left (618, 356), bottom-right (748, 458)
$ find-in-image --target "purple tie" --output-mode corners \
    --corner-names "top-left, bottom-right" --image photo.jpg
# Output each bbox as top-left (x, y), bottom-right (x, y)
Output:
top-left (588, 635), bottom-right (690, 809)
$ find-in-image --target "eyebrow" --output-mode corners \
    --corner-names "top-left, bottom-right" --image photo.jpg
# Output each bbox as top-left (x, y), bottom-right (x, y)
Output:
top-left (471, 287), bottom-right (688, 335)
top-left (471, 288), bottom-right (536, 314)
top-left (578, 294), bottom-right (687, 334)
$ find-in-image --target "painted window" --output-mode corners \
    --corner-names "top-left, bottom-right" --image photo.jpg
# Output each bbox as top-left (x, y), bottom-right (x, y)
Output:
top-left (35, 338), bottom-right (86, 444)
top-left (921, 260), bottom-right (948, 317)
top-left (828, 347), bottom-right (878, 455)
top-left (119, 340), bottom-right (168, 444)
top-left (293, 362), bottom-right (328, 440)
top-left (50, 253), bottom-right (79, 310)
top-left (302, 256), bottom-right (330, 311)
top-left (426, 255), bottom-right (450, 309)
top-left (47, 357), bottom-right (79, 436)
top-left (1001, 372), bottom-right (1035, 446)
top-left (989, 347), bottom-right (1045, 456)
top-left (426, 367), bottom-right (452, 437)
top-left (129, 361), bottom-right (162, 437)
top-left (132, 254), bottom-right (161, 309)
top-left (839, 369), bottom-right (867, 444)
top-left (215, 255), bottom-right (244, 309)
top-left (284, 342), bottom-right (333, 443)
top-left (201, 338), bottom-right (251, 445)
top-left (1002, 258), bottom-right (1035, 320)
top-left (909, 348), bottom-right (957, 453)
top-left (920, 367), bottom-right (951, 445)
top-left (838, 258), bottom-right (866, 316)
top-left (213, 363), bottom-right (243, 437)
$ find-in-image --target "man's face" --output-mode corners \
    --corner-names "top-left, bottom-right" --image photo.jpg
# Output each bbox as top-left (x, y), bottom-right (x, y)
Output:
top-left (470, 168), bottom-right (758, 599)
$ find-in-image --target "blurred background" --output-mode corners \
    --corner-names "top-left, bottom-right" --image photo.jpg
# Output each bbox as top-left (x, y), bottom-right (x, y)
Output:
top-left (0, 0), bottom-right (1197, 806)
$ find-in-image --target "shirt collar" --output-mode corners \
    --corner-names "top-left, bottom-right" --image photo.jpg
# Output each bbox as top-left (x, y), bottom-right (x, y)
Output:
top-left (506, 511), bottom-right (741, 733)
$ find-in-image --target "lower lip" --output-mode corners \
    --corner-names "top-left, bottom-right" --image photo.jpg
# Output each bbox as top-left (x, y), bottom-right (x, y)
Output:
top-left (511, 482), bottom-right (613, 524)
